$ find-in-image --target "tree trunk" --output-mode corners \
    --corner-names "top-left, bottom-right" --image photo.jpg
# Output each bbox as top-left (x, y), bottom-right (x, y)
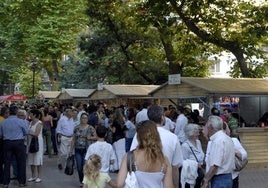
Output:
top-left (157, 27), bottom-right (183, 75)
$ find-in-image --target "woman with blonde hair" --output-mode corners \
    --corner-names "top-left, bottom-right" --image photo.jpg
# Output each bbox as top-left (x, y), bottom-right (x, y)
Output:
top-left (82, 154), bottom-right (116, 188)
top-left (117, 120), bottom-right (174, 188)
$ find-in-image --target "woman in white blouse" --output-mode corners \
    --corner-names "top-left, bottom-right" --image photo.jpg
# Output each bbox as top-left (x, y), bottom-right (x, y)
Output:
top-left (181, 123), bottom-right (205, 188)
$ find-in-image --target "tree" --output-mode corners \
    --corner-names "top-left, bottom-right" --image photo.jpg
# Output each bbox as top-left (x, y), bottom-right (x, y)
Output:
top-left (0, 0), bottom-right (88, 91)
top-left (78, 0), bottom-right (210, 86)
top-left (167, 0), bottom-right (268, 77)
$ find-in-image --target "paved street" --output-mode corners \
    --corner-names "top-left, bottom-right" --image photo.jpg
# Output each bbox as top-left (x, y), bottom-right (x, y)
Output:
top-left (4, 155), bottom-right (268, 188)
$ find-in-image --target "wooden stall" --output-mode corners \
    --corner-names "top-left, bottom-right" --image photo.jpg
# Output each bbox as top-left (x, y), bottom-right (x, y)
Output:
top-left (36, 91), bottom-right (60, 102)
top-left (89, 84), bottom-right (159, 107)
top-left (57, 89), bottom-right (95, 105)
top-left (150, 77), bottom-right (268, 168)
top-left (238, 128), bottom-right (268, 169)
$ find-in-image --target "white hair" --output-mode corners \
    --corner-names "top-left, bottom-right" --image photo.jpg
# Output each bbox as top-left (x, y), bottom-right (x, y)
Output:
top-left (184, 123), bottom-right (200, 138)
top-left (17, 109), bottom-right (27, 116)
top-left (207, 115), bottom-right (223, 131)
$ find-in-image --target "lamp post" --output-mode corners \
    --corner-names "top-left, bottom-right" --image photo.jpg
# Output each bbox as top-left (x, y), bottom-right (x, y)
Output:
top-left (30, 58), bottom-right (38, 99)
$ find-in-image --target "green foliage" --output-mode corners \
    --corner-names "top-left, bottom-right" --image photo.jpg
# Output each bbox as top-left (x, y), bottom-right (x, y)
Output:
top-left (10, 65), bottom-right (43, 98)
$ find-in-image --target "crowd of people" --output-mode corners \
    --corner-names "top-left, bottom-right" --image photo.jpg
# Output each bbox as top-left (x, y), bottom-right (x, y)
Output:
top-left (0, 100), bottom-right (248, 188)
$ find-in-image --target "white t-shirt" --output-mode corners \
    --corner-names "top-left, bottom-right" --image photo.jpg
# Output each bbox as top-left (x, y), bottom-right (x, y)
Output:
top-left (130, 126), bottom-right (183, 167)
top-left (162, 117), bottom-right (175, 132)
top-left (85, 141), bottom-right (116, 173)
top-left (205, 130), bottom-right (235, 175)
top-left (135, 109), bottom-right (149, 124)
top-left (174, 114), bottom-right (188, 143)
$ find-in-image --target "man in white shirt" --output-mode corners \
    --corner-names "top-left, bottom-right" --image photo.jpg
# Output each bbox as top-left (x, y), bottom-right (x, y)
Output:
top-left (131, 105), bottom-right (183, 188)
top-left (56, 108), bottom-right (75, 170)
top-left (135, 101), bottom-right (151, 124)
top-left (174, 106), bottom-right (188, 144)
top-left (85, 125), bottom-right (116, 173)
top-left (202, 115), bottom-right (235, 188)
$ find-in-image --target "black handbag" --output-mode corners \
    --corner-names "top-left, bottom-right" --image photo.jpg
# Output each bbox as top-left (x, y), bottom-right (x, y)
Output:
top-left (64, 155), bottom-right (75, 175)
top-left (29, 136), bottom-right (39, 153)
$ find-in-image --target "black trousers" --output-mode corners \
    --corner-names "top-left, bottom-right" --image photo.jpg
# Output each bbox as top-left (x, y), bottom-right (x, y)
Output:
top-left (3, 140), bottom-right (26, 185)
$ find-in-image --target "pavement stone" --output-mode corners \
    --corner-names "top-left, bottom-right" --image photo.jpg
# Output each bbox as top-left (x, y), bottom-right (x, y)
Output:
top-left (3, 155), bottom-right (268, 188)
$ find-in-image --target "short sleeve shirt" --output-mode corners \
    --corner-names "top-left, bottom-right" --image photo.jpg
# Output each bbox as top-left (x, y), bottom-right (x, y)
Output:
top-left (82, 172), bottom-right (111, 188)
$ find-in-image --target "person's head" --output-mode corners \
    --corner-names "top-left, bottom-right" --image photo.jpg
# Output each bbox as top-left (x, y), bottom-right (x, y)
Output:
top-left (143, 101), bottom-right (151, 109)
top-left (127, 108), bottom-right (136, 120)
top-left (147, 105), bottom-right (164, 125)
top-left (184, 123), bottom-right (200, 140)
top-left (207, 115), bottom-right (223, 137)
top-left (65, 108), bottom-right (73, 118)
top-left (84, 154), bottom-right (101, 180)
top-left (0, 106), bottom-right (9, 118)
top-left (9, 105), bottom-right (18, 116)
top-left (136, 120), bottom-right (165, 167)
top-left (72, 108), bottom-right (78, 118)
top-left (88, 104), bottom-right (97, 114)
top-left (177, 106), bottom-right (184, 114)
top-left (43, 107), bottom-right (49, 116)
top-left (193, 109), bottom-right (200, 116)
top-left (80, 113), bottom-right (88, 124)
top-left (30, 109), bottom-right (41, 120)
top-left (169, 109), bottom-right (178, 122)
top-left (17, 109), bottom-right (26, 120)
top-left (96, 125), bottom-right (107, 138)
top-left (211, 107), bottom-right (220, 116)
top-left (223, 108), bottom-right (232, 118)
top-left (48, 105), bottom-right (54, 112)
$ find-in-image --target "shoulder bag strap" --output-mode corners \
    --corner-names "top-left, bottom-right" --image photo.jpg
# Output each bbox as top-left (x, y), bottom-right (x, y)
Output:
top-left (187, 142), bottom-right (199, 162)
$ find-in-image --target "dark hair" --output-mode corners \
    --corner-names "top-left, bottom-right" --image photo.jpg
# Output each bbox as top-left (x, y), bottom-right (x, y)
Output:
top-left (96, 125), bottom-right (107, 138)
top-left (9, 105), bottom-right (18, 115)
top-left (30, 109), bottom-right (41, 119)
top-left (127, 108), bottom-right (136, 120)
top-left (88, 105), bottom-right (97, 114)
top-left (0, 106), bottom-right (9, 116)
top-left (224, 108), bottom-right (232, 113)
top-left (147, 105), bottom-right (163, 124)
top-left (143, 101), bottom-right (151, 109)
top-left (211, 107), bottom-right (220, 116)
top-left (177, 106), bottom-right (184, 113)
top-left (43, 107), bottom-right (49, 116)
top-left (75, 102), bottom-right (82, 109)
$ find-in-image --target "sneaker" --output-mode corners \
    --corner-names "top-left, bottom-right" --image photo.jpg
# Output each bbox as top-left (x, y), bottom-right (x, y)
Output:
top-left (19, 184), bottom-right (27, 187)
top-left (35, 178), bottom-right (41, 183)
top-left (28, 177), bottom-right (36, 182)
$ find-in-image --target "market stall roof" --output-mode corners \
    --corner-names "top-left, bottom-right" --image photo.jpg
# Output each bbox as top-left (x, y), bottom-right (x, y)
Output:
top-left (0, 94), bottom-right (27, 103)
top-left (57, 89), bottom-right (95, 100)
top-left (90, 84), bottom-right (160, 100)
top-left (36, 91), bottom-right (60, 100)
top-left (150, 77), bottom-right (268, 99)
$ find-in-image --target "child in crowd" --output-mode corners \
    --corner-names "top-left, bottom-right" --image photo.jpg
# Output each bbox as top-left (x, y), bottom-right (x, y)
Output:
top-left (83, 154), bottom-right (116, 188)
top-left (85, 125), bottom-right (116, 173)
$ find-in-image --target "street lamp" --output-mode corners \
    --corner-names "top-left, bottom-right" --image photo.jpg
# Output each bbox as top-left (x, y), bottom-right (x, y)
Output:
top-left (30, 58), bottom-right (38, 99)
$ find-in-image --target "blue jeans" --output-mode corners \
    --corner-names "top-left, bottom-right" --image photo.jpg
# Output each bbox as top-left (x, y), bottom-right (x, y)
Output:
top-left (125, 137), bottom-right (133, 152)
top-left (211, 173), bottom-right (233, 188)
top-left (51, 129), bottom-right (58, 154)
top-left (75, 148), bottom-right (87, 183)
